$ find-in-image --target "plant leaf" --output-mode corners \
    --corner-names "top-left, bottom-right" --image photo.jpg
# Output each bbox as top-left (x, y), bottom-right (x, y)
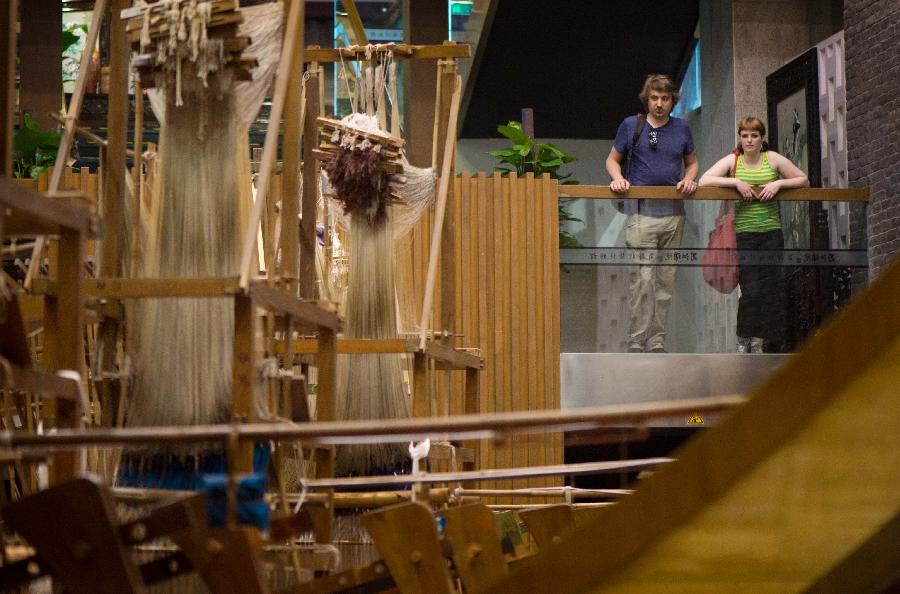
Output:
top-left (513, 142), bottom-right (533, 156)
top-left (497, 122), bottom-right (528, 144)
top-left (559, 231), bottom-right (581, 248)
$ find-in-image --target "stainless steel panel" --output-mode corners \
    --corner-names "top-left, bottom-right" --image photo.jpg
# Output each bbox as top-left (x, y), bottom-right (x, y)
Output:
top-left (561, 353), bottom-right (790, 426)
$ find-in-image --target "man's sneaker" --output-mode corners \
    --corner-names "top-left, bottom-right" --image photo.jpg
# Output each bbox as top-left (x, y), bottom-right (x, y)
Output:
top-left (647, 345), bottom-right (667, 353)
top-left (627, 344), bottom-right (643, 353)
top-left (736, 337), bottom-right (750, 353)
top-left (750, 338), bottom-right (764, 354)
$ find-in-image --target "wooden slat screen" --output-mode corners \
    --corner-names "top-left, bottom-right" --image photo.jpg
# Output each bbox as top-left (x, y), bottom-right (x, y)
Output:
top-left (415, 172), bottom-right (562, 491)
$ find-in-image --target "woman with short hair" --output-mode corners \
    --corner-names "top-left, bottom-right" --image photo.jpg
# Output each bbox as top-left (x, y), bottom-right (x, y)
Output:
top-left (699, 117), bottom-right (809, 353)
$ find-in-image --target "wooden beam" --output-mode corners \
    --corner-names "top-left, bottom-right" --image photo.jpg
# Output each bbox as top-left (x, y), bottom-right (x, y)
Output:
top-left (559, 185), bottom-right (870, 201)
top-left (423, 340), bottom-right (483, 370)
top-left (231, 294), bottom-right (255, 472)
top-left (418, 74), bottom-right (461, 349)
top-left (284, 338), bottom-right (411, 355)
top-left (412, 350), bottom-right (429, 418)
top-left (3, 361), bottom-right (83, 402)
top-left (95, 0), bottom-right (129, 415)
top-left (0, 178), bottom-right (101, 237)
top-left (248, 282), bottom-right (341, 331)
top-left (42, 229), bottom-right (84, 482)
top-left (435, 62), bottom-right (458, 345)
top-left (298, 68), bottom-right (319, 299)
top-left (48, 112), bottom-right (142, 160)
top-left (340, 0), bottom-right (368, 45)
top-left (304, 43), bottom-right (470, 63)
top-left (280, 338), bottom-right (482, 368)
top-left (85, 276), bottom-right (241, 299)
top-left (280, 0), bottom-right (304, 296)
top-left (0, 0), bottom-right (15, 177)
top-left (130, 84), bottom-right (143, 274)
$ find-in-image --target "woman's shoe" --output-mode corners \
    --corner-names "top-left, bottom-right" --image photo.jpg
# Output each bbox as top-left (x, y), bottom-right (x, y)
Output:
top-left (750, 338), bottom-right (764, 354)
top-left (736, 337), bottom-right (750, 353)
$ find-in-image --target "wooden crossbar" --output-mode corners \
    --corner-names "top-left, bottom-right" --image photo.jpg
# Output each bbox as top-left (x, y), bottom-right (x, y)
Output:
top-left (0, 178), bottom-right (101, 238)
top-left (78, 277), bottom-right (341, 330)
top-left (280, 338), bottom-right (483, 369)
top-left (247, 282), bottom-right (341, 331)
top-left (304, 42), bottom-right (470, 63)
top-left (85, 277), bottom-right (242, 299)
top-left (2, 362), bottom-right (82, 402)
top-left (48, 112), bottom-right (142, 161)
top-left (559, 185), bottom-right (869, 201)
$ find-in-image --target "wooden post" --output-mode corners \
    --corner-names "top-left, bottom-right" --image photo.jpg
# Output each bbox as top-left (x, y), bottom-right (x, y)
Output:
top-left (0, 0), bottom-right (15, 177)
top-left (435, 59), bottom-right (458, 344)
top-left (97, 0), bottom-right (128, 428)
top-left (412, 350), bottom-right (428, 417)
top-left (298, 63), bottom-right (320, 299)
top-left (341, 0), bottom-right (368, 45)
top-left (130, 82), bottom-right (143, 275)
top-left (280, 0), bottom-right (305, 296)
top-left (312, 326), bottom-right (336, 545)
top-left (521, 107), bottom-right (534, 139)
top-left (463, 366), bottom-right (479, 470)
top-left (44, 229), bottom-right (84, 482)
top-left (418, 74), bottom-right (461, 350)
top-left (232, 294), bottom-right (255, 473)
top-left (315, 327), bottom-right (336, 423)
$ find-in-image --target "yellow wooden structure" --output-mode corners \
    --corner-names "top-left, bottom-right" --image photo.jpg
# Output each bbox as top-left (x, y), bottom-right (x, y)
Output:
top-left (487, 256), bottom-right (900, 594)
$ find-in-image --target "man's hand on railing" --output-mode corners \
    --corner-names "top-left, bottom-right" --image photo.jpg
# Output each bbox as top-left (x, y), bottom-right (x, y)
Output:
top-left (610, 178), bottom-right (631, 193)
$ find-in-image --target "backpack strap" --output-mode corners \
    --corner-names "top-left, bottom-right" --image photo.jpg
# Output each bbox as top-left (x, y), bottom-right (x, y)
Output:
top-left (730, 149), bottom-right (740, 177)
top-left (623, 113), bottom-right (645, 181)
top-left (722, 149), bottom-right (741, 217)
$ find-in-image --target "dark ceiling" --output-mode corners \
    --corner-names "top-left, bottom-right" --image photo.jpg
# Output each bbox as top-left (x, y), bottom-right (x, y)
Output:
top-left (460, 0), bottom-right (699, 139)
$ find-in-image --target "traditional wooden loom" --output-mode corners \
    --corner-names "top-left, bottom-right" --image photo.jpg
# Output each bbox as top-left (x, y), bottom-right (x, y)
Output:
top-left (2, 0), bottom-right (895, 592)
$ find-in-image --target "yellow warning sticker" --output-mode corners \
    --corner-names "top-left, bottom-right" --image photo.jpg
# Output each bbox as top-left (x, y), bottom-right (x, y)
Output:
top-left (687, 414), bottom-right (704, 425)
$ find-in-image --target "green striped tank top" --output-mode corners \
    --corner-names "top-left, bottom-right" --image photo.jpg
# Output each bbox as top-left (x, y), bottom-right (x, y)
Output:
top-left (734, 152), bottom-right (781, 233)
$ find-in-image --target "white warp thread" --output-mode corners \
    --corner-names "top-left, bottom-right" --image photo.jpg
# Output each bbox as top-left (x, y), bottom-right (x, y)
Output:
top-left (126, 3), bottom-right (283, 432)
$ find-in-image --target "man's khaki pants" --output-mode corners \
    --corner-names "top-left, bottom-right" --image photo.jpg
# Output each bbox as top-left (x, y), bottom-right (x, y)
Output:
top-left (625, 213), bottom-right (685, 351)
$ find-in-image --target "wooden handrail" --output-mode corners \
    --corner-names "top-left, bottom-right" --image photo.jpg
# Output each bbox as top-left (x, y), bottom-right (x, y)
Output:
top-left (559, 184), bottom-right (869, 201)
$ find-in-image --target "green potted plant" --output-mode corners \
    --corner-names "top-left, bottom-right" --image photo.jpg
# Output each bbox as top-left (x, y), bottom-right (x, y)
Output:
top-left (12, 24), bottom-right (89, 179)
top-left (488, 120), bottom-right (583, 247)
top-left (13, 114), bottom-right (61, 180)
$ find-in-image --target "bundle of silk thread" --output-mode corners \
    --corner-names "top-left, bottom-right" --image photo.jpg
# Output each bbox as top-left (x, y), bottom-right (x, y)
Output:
top-left (120, 2), bottom-right (282, 487)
